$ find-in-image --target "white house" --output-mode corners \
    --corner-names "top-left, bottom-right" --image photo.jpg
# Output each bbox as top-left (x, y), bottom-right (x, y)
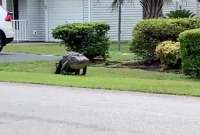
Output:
top-left (0, 0), bottom-right (199, 42)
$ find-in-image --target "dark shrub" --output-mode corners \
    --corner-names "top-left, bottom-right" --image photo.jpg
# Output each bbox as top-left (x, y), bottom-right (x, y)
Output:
top-left (179, 28), bottom-right (200, 78)
top-left (165, 9), bottom-right (195, 19)
top-left (52, 23), bottom-right (110, 60)
top-left (131, 18), bottom-right (200, 59)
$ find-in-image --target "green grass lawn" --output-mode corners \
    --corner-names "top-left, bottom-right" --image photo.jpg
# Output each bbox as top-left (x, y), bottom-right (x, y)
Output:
top-left (108, 42), bottom-right (138, 62)
top-left (2, 42), bottom-right (200, 96)
top-left (0, 61), bottom-right (200, 97)
top-left (4, 42), bottom-right (137, 62)
top-left (4, 43), bottom-right (66, 56)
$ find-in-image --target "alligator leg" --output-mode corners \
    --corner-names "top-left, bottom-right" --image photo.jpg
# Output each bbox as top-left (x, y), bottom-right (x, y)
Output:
top-left (55, 60), bottom-right (62, 74)
top-left (75, 69), bottom-right (80, 75)
top-left (82, 66), bottom-right (87, 75)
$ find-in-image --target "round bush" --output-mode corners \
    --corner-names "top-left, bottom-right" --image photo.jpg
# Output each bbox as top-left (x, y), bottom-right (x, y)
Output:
top-left (52, 23), bottom-right (110, 60)
top-left (179, 28), bottom-right (200, 78)
top-left (155, 41), bottom-right (181, 70)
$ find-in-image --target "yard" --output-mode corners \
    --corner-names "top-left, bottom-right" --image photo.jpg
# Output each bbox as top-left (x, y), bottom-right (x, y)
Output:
top-left (4, 42), bottom-right (137, 62)
top-left (1, 43), bottom-right (200, 97)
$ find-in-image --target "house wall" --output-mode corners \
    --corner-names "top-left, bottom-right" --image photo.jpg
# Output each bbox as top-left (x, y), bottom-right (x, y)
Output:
top-left (197, 1), bottom-right (200, 16)
top-left (47, 0), bottom-right (85, 41)
top-left (83, 0), bottom-right (89, 21)
top-left (18, 0), bottom-right (27, 20)
top-left (163, 0), bottom-right (198, 16)
top-left (90, 0), bottom-right (143, 41)
top-left (26, 0), bottom-right (45, 41)
top-left (18, 0), bottom-right (45, 41)
top-left (16, 0), bottom-right (200, 42)
top-left (90, 0), bottom-right (199, 41)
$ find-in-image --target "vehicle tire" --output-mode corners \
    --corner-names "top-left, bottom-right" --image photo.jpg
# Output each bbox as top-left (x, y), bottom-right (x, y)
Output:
top-left (0, 34), bottom-right (6, 52)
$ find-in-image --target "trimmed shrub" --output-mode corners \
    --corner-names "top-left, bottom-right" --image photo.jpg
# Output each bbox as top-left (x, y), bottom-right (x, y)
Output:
top-left (179, 28), bottom-right (200, 78)
top-left (165, 9), bottom-right (195, 19)
top-left (131, 18), bottom-right (200, 59)
top-left (155, 41), bottom-right (181, 70)
top-left (52, 23), bottom-right (110, 60)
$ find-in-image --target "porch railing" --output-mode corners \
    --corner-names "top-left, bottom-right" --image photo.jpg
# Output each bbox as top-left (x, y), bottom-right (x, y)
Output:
top-left (12, 20), bottom-right (27, 42)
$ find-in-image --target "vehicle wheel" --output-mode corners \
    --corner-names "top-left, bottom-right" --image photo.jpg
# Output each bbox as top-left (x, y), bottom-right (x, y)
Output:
top-left (0, 34), bottom-right (6, 52)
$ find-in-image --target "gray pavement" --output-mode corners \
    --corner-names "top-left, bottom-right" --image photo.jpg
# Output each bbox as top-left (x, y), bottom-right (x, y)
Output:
top-left (0, 52), bottom-right (61, 63)
top-left (0, 82), bottom-right (200, 135)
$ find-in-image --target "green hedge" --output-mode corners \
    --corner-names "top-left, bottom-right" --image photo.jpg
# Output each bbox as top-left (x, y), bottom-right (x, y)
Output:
top-left (179, 28), bottom-right (200, 78)
top-left (52, 23), bottom-right (110, 60)
top-left (131, 18), bottom-right (200, 59)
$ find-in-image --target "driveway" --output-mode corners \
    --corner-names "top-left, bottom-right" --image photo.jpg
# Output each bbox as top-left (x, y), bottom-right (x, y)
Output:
top-left (0, 82), bottom-right (200, 135)
top-left (0, 52), bottom-right (61, 63)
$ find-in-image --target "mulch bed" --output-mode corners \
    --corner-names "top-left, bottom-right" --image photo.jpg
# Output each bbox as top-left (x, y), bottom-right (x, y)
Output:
top-left (89, 58), bottom-right (182, 73)
top-left (122, 60), bottom-right (160, 71)
top-left (104, 59), bottom-right (160, 71)
top-left (105, 59), bottom-right (182, 74)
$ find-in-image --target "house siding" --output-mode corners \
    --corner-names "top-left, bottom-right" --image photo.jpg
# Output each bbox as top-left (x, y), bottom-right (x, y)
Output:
top-left (47, 0), bottom-right (85, 41)
top-left (18, 0), bottom-right (27, 20)
top-left (163, 0), bottom-right (198, 16)
top-left (83, 0), bottom-right (89, 21)
top-left (197, 2), bottom-right (200, 16)
top-left (16, 0), bottom-right (200, 42)
top-left (90, 0), bottom-right (143, 41)
top-left (91, 0), bottom-right (198, 41)
top-left (26, 0), bottom-right (45, 41)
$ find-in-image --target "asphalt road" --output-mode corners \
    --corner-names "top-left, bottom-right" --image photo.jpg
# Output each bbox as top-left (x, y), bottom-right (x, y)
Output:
top-left (0, 52), bottom-right (61, 63)
top-left (0, 82), bottom-right (200, 135)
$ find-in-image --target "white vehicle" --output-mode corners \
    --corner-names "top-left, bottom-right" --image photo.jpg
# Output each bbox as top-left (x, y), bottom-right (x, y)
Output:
top-left (0, 6), bottom-right (14, 51)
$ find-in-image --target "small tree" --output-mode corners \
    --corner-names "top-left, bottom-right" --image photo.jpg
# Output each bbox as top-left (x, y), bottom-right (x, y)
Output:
top-left (112, 0), bottom-right (173, 19)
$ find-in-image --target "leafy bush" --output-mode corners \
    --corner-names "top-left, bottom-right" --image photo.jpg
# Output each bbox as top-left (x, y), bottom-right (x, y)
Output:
top-left (179, 28), bottom-right (200, 78)
top-left (131, 18), bottom-right (200, 59)
top-left (155, 41), bottom-right (181, 70)
top-left (165, 9), bottom-right (195, 19)
top-left (52, 23), bottom-right (110, 60)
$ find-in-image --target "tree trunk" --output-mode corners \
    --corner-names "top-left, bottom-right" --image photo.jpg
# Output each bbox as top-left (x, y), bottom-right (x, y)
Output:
top-left (141, 0), bottom-right (164, 19)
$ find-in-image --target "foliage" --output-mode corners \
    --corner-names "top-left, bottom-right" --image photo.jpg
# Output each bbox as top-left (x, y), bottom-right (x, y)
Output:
top-left (155, 41), bottom-right (181, 70)
top-left (165, 9), bottom-right (196, 18)
top-left (179, 28), bottom-right (200, 78)
top-left (52, 23), bottom-right (110, 60)
top-left (130, 18), bottom-right (200, 59)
